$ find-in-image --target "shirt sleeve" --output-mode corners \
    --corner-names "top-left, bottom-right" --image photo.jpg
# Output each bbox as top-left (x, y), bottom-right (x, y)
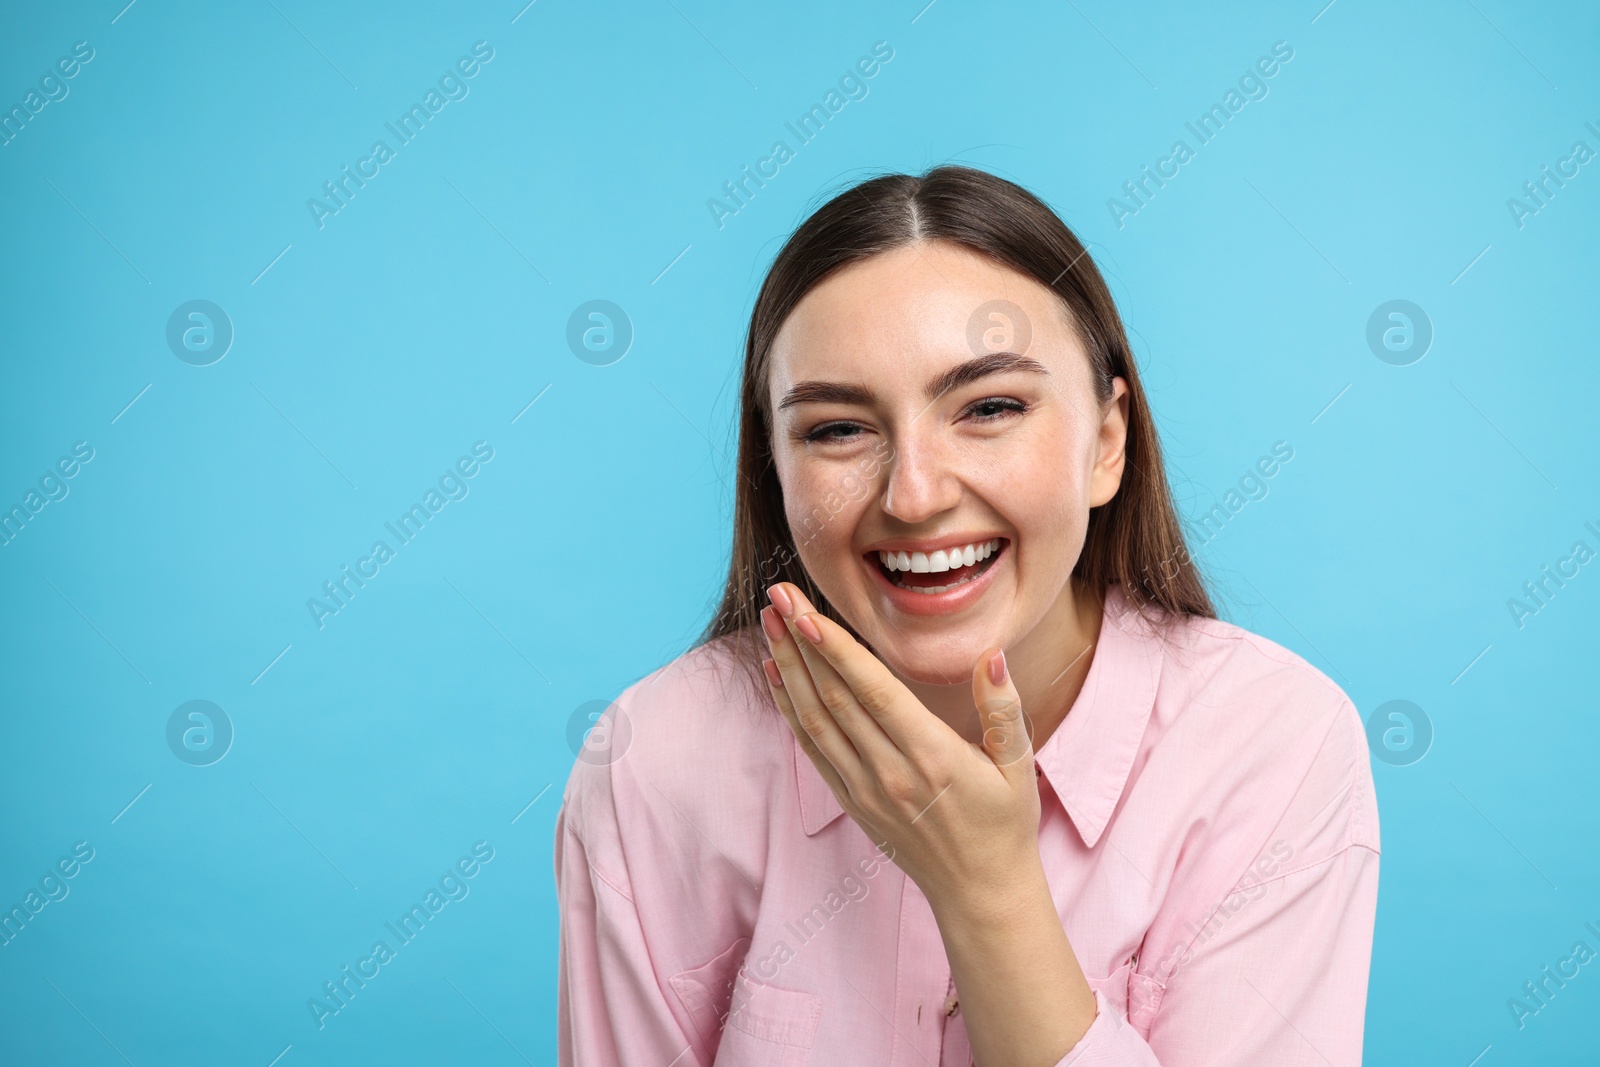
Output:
top-left (555, 803), bottom-right (705, 1067)
top-left (1052, 842), bottom-right (1380, 1066)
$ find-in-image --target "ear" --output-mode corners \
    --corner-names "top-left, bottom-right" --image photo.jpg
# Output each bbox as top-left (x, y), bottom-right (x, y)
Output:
top-left (1089, 377), bottom-right (1130, 507)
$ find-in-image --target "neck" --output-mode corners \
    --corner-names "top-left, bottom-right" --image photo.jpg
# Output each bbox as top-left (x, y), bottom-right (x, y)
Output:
top-left (900, 578), bottom-right (1106, 749)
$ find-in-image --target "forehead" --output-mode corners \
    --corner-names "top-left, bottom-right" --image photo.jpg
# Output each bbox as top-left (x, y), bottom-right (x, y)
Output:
top-left (767, 240), bottom-right (1082, 393)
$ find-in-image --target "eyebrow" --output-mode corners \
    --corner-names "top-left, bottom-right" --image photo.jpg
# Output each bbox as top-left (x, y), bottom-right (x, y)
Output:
top-left (776, 351), bottom-right (1049, 412)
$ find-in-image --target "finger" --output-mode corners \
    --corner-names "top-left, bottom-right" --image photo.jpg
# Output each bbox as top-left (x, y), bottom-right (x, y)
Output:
top-left (973, 647), bottom-right (1035, 777)
top-left (760, 604), bottom-right (862, 779)
top-left (785, 603), bottom-right (948, 768)
top-left (761, 654), bottom-right (853, 805)
top-left (777, 604), bottom-right (906, 769)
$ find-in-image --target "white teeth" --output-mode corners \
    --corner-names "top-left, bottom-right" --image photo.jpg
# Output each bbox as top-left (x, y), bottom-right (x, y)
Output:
top-left (877, 538), bottom-right (1001, 573)
top-left (901, 577), bottom-right (968, 594)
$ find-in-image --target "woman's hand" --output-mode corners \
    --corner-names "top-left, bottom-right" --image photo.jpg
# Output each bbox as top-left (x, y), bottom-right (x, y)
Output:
top-left (758, 581), bottom-right (1043, 917)
top-left (760, 581), bottom-right (1100, 1063)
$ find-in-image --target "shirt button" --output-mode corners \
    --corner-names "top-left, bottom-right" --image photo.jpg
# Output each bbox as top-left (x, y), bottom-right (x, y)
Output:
top-left (943, 995), bottom-right (960, 1016)
top-left (1034, 761), bottom-right (1042, 778)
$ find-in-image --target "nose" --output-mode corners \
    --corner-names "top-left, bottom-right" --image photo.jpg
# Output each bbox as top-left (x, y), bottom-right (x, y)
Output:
top-left (880, 430), bottom-right (963, 525)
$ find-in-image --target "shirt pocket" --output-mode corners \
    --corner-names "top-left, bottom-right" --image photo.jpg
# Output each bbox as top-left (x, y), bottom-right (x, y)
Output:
top-left (713, 972), bottom-right (823, 1067)
top-left (670, 936), bottom-right (751, 1055)
top-left (1085, 959), bottom-right (1134, 1020)
top-left (1126, 967), bottom-right (1166, 1033)
top-left (1085, 960), bottom-right (1166, 1036)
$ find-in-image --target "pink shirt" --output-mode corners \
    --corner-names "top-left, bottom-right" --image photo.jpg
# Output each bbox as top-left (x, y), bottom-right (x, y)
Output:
top-left (555, 584), bottom-right (1381, 1065)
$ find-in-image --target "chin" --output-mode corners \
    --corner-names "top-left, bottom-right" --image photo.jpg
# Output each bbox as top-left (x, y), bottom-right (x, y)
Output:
top-left (866, 632), bottom-right (989, 687)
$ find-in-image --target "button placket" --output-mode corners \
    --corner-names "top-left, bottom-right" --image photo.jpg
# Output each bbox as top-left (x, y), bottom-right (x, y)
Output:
top-left (894, 870), bottom-right (951, 1066)
top-left (937, 972), bottom-right (975, 1067)
top-left (942, 971), bottom-right (960, 1018)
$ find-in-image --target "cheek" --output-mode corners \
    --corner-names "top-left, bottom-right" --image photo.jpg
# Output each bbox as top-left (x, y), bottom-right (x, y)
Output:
top-left (989, 418), bottom-right (1081, 499)
top-left (783, 462), bottom-right (870, 555)
top-left (1000, 424), bottom-right (1094, 562)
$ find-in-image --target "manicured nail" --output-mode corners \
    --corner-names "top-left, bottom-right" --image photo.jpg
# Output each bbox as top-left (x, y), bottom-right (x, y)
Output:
top-left (762, 657), bottom-right (783, 688)
top-left (760, 605), bottom-right (786, 642)
top-left (767, 583), bottom-right (795, 618)
top-left (795, 613), bottom-right (823, 645)
top-left (988, 649), bottom-right (1007, 686)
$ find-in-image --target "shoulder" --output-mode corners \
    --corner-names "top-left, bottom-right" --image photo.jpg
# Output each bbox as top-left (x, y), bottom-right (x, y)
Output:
top-left (1138, 603), bottom-right (1380, 858)
top-left (557, 631), bottom-right (793, 875)
top-left (553, 634), bottom-right (788, 993)
top-left (1154, 605), bottom-right (1353, 719)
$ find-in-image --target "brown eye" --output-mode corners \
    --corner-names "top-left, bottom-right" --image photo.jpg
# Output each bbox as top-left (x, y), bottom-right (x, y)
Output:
top-left (966, 397), bottom-right (1027, 422)
top-left (803, 422), bottom-right (866, 443)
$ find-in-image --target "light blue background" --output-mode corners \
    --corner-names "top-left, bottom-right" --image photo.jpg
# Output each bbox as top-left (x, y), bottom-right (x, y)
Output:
top-left (2, 0), bottom-right (1596, 1063)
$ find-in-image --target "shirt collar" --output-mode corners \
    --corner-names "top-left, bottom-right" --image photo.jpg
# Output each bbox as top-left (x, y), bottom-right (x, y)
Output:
top-left (795, 584), bottom-right (1165, 848)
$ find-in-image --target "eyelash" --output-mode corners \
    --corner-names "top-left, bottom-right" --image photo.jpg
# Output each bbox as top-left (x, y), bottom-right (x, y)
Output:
top-left (801, 397), bottom-right (1029, 443)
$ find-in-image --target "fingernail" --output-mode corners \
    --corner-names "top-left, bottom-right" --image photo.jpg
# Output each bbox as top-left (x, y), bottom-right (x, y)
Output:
top-left (988, 649), bottom-right (1007, 686)
top-left (762, 657), bottom-right (783, 688)
top-left (768, 584), bottom-right (795, 618)
top-left (760, 605), bottom-right (786, 642)
top-left (795, 613), bottom-right (823, 645)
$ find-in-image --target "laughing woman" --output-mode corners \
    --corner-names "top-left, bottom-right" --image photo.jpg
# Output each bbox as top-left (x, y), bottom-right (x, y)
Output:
top-left (555, 165), bottom-right (1379, 1066)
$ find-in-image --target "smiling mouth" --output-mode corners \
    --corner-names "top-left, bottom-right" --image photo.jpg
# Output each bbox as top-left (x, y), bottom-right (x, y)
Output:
top-left (868, 538), bottom-right (1007, 595)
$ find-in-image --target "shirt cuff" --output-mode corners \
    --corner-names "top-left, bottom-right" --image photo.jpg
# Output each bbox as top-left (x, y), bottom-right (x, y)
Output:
top-left (1054, 988), bottom-right (1162, 1067)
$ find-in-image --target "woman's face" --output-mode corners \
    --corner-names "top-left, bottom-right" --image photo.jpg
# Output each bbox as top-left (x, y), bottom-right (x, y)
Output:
top-left (766, 239), bottom-right (1129, 685)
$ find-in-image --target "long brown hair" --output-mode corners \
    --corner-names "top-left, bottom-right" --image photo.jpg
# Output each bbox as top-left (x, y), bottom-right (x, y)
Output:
top-left (695, 164), bottom-right (1214, 688)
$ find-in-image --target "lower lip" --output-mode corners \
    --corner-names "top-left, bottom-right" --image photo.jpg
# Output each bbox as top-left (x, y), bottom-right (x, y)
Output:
top-left (863, 542), bottom-right (1008, 617)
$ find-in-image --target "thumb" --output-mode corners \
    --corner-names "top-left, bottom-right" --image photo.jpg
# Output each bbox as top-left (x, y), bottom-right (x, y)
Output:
top-left (973, 647), bottom-right (1034, 775)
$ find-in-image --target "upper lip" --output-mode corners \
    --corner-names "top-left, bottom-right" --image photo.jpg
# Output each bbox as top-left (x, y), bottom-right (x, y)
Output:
top-left (862, 534), bottom-right (1009, 556)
